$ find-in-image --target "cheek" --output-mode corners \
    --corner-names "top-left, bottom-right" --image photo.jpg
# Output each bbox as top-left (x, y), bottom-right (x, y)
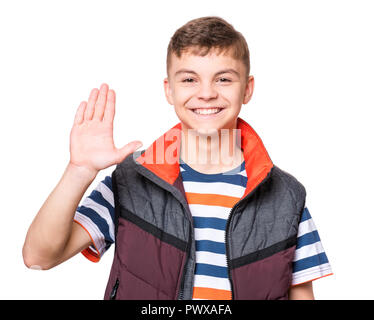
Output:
top-left (173, 87), bottom-right (195, 105)
top-left (219, 86), bottom-right (243, 106)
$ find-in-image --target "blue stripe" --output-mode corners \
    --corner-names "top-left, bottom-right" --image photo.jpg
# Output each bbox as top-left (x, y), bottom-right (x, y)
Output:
top-left (293, 252), bottom-right (329, 273)
top-left (180, 160), bottom-right (245, 174)
top-left (193, 217), bottom-right (227, 230)
top-left (195, 263), bottom-right (228, 278)
top-left (196, 240), bottom-right (226, 254)
top-left (296, 231), bottom-right (321, 249)
top-left (88, 190), bottom-right (115, 222)
top-left (77, 205), bottom-right (113, 245)
top-left (101, 176), bottom-right (113, 192)
top-left (182, 172), bottom-right (247, 187)
top-left (300, 207), bottom-right (312, 222)
top-left (181, 170), bottom-right (247, 187)
top-left (180, 161), bottom-right (247, 187)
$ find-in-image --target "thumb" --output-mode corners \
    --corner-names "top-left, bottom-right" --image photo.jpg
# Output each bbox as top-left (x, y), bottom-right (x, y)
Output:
top-left (116, 141), bottom-right (143, 163)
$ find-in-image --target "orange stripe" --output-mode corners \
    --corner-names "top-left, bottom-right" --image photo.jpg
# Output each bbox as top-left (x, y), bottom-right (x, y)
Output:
top-left (192, 287), bottom-right (232, 300)
top-left (81, 247), bottom-right (100, 263)
top-left (73, 219), bottom-right (100, 263)
top-left (291, 273), bottom-right (334, 287)
top-left (185, 192), bottom-right (240, 208)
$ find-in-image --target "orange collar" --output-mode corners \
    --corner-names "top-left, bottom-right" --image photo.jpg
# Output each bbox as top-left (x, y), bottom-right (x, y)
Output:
top-left (135, 117), bottom-right (273, 199)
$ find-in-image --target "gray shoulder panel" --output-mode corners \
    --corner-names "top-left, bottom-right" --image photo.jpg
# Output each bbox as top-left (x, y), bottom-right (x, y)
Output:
top-left (112, 150), bottom-right (190, 244)
top-left (271, 166), bottom-right (306, 211)
top-left (229, 165), bottom-right (307, 260)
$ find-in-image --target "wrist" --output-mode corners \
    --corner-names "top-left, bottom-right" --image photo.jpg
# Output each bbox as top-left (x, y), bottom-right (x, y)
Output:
top-left (66, 162), bottom-right (98, 183)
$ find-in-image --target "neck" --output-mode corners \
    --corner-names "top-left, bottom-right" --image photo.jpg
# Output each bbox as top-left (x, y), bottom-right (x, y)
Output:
top-left (180, 125), bottom-right (244, 174)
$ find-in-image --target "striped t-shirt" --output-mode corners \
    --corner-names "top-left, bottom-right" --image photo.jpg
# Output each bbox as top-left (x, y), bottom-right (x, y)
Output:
top-left (74, 162), bottom-right (333, 299)
top-left (179, 159), bottom-right (247, 300)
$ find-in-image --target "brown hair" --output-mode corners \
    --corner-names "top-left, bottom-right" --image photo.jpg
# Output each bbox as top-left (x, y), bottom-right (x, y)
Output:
top-left (167, 16), bottom-right (250, 76)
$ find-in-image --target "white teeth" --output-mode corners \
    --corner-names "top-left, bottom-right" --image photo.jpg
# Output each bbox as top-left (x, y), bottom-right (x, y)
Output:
top-left (193, 108), bottom-right (221, 115)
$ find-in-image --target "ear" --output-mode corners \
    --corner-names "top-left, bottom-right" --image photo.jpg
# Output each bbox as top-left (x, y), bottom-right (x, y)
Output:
top-left (163, 77), bottom-right (174, 105)
top-left (243, 75), bottom-right (254, 105)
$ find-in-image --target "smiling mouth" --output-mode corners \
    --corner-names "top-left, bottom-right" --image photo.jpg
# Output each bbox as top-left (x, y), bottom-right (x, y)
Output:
top-left (190, 107), bottom-right (225, 115)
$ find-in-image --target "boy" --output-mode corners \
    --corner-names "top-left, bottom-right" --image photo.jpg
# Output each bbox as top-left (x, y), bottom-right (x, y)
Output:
top-left (23, 16), bottom-right (332, 300)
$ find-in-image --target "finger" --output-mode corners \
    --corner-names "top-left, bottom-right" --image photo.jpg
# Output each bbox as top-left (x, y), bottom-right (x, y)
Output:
top-left (84, 88), bottom-right (99, 121)
top-left (103, 89), bottom-right (116, 123)
top-left (74, 101), bottom-right (87, 125)
top-left (93, 83), bottom-right (109, 121)
top-left (115, 140), bottom-right (143, 163)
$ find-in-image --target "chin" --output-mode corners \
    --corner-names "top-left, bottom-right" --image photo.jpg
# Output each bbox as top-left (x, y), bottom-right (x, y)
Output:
top-left (181, 119), bottom-right (235, 136)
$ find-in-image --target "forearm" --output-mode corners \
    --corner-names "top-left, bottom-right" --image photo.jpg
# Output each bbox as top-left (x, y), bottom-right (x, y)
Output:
top-left (288, 282), bottom-right (315, 300)
top-left (23, 162), bottom-right (97, 269)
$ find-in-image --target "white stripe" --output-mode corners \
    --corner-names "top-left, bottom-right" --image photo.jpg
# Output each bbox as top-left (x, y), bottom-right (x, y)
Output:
top-left (74, 211), bottom-right (106, 255)
top-left (237, 170), bottom-right (247, 177)
top-left (297, 217), bottom-right (317, 237)
top-left (222, 167), bottom-right (246, 176)
top-left (194, 228), bottom-right (225, 242)
top-left (183, 181), bottom-right (246, 198)
top-left (193, 275), bottom-right (231, 291)
top-left (292, 263), bottom-right (333, 285)
top-left (293, 241), bottom-right (325, 262)
top-left (96, 180), bottom-right (114, 207)
top-left (195, 251), bottom-right (228, 267)
top-left (80, 197), bottom-right (115, 241)
top-left (188, 204), bottom-right (231, 219)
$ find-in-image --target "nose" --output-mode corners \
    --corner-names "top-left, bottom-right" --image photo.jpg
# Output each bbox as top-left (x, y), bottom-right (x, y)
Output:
top-left (197, 81), bottom-right (218, 101)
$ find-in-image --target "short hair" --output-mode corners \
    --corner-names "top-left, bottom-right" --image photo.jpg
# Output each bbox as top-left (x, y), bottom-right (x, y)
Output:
top-left (167, 16), bottom-right (250, 76)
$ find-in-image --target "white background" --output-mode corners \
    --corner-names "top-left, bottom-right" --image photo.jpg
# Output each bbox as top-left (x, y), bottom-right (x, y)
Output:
top-left (1, 0), bottom-right (373, 299)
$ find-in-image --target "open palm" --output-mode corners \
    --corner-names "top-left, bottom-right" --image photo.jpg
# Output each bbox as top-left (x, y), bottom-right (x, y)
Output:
top-left (69, 84), bottom-right (142, 174)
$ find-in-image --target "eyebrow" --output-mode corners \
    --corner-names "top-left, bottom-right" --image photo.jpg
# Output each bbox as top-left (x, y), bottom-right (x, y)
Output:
top-left (174, 68), bottom-right (241, 78)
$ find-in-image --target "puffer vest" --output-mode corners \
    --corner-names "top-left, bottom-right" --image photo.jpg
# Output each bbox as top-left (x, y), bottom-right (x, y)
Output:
top-left (103, 117), bottom-right (306, 300)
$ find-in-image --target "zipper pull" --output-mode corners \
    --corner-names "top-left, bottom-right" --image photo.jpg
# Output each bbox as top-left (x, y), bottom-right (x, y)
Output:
top-left (110, 279), bottom-right (120, 300)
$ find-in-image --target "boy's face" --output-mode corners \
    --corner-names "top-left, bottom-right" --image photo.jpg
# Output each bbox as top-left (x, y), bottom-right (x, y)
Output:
top-left (164, 48), bottom-right (254, 134)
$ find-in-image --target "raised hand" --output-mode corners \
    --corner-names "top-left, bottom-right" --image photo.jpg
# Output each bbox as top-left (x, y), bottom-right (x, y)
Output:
top-left (69, 83), bottom-right (142, 175)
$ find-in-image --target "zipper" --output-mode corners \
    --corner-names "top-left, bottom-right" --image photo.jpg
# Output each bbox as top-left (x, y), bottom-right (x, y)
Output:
top-left (177, 204), bottom-right (194, 300)
top-left (225, 203), bottom-right (239, 300)
top-left (225, 167), bottom-right (274, 300)
top-left (109, 278), bottom-right (120, 300)
top-left (177, 231), bottom-right (191, 300)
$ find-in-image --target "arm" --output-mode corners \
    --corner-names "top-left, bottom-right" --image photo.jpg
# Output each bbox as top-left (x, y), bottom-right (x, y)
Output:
top-left (288, 281), bottom-right (315, 300)
top-left (22, 84), bottom-right (142, 270)
top-left (22, 163), bottom-right (97, 270)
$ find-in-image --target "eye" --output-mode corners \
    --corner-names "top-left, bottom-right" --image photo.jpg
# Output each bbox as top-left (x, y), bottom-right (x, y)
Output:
top-left (182, 78), bottom-right (195, 83)
top-left (217, 77), bottom-right (231, 83)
